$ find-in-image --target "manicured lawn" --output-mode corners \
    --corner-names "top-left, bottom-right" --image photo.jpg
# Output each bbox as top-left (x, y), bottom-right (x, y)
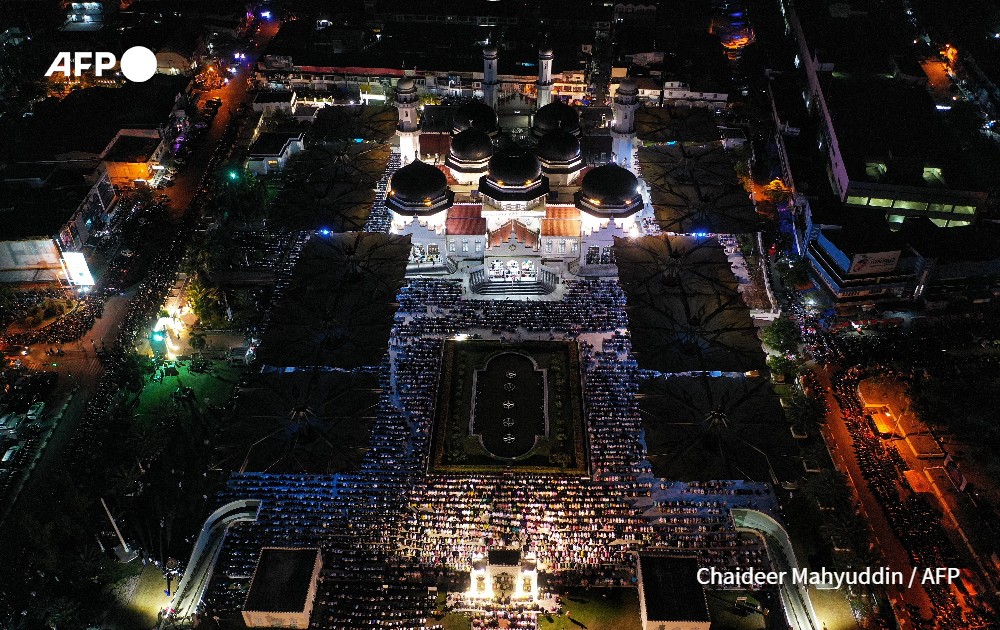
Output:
top-left (133, 360), bottom-right (241, 428)
top-left (434, 612), bottom-right (473, 630)
top-left (537, 588), bottom-right (641, 630)
top-left (432, 340), bottom-right (586, 474)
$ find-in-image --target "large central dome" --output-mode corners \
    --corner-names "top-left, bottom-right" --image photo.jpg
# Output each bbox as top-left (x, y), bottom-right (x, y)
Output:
top-left (487, 147), bottom-right (542, 185)
top-left (532, 100), bottom-right (580, 137)
top-left (453, 101), bottom-right (499, 135)
top-left (535, 128), bottom-right (581, 164)
top-left (450, 128), bottom-right (494, 162)
top-left (479, 147), bottom-right (549, 203)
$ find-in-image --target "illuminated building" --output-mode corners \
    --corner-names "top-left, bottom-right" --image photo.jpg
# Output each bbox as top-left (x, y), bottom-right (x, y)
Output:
top-left (96, 129), bottom-right (167, 186)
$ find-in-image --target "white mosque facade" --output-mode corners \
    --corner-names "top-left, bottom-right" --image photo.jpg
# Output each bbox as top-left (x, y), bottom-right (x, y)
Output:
top-left (388, 45), bottom-right (646, 294)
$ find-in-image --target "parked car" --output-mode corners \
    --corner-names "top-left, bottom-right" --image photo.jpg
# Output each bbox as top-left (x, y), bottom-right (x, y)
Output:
top-left (1, 444), bottom-right (21, 465)
top-left (26, 402), bottom-right (44, 421)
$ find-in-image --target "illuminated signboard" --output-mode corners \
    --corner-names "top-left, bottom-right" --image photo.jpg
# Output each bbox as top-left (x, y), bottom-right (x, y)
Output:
top-left (62, 251), bottom-right (95, 286)
top-left (848, 250), bottom-right (900, 276)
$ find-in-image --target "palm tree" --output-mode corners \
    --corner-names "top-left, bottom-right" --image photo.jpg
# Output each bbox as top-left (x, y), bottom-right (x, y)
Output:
top-left (184, 277), bottom-right (221, 322)
top-left (803, 468), bottom-right (846, 508)
top-left (182, 235), bottom-right (214, 277)
top-left (188, 331), bottom-right (207, 355)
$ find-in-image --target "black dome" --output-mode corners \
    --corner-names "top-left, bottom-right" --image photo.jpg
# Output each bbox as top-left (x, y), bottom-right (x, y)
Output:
top-left (488, 148), bottom-right (542, 184)
top-left (453, 101), bottom-right (498, 134)
top-left (580, 163), bottom-right (640, 206)
top-left (389, 160), bottom-right (448, 204)
top-left (396, 77), bottom-right (415, 93)
top-left (533, 100), bottom-right (580, 135)
top-left (535, 128), bottom-right (581, 163)
top-left (450, 128), bottom-right (494, 162)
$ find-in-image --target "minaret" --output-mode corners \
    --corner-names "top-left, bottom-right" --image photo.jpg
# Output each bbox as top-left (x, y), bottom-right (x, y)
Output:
top-left (483, 43), bottom-right (499, 109)
top-left (612, 77), bottom-right (640, 172)
top-left (536, 44), bottom-right (553, 108)
top-left (395, 77), bottom-right (420, 164)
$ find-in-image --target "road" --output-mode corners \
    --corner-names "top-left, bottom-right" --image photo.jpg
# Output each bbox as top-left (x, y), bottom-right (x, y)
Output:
top-left (811, 365), bottom-right (933, 628)
top-left (163, 20), bottom-right (279, 219)
top-left (0, 291), bottom-right (133, 522)
top-left (0, 21), bottom-right (278, 531)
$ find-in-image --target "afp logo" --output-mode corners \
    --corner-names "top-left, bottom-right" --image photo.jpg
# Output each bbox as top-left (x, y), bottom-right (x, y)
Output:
top-left (45, 46), bottom-right (157, 83)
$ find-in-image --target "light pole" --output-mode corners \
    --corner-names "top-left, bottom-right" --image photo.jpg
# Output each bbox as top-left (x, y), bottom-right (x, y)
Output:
top-left (101, 497), bottom-right (137, 562)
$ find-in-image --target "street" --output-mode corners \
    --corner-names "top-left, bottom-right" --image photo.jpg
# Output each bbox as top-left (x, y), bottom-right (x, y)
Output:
top-left (0, 20), bottom-right (278, 535)
top-left (811, 364), bottom-right (934, 627)
top-left (163, 20), bottom-right (279, 218)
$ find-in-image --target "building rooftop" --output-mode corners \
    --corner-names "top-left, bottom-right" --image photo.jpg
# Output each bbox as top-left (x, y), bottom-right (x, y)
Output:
top-left (487, 549), bottom-right (521, 567)
top-left (900, 218), bottom-right (1000, 263)
top-left (823, 75), bottom-right (976, 190)
top-left (265, 17), bottom-right (586, 77)
top-left (0, 173), bottom-right (90, 240)
top-left (794, 0), bottom-right (913, 74)
top-left (446, 205), bottom-right (486, 235)
top-left (253, 90), bottom-right (295, 105)
top-left (248, 132), bottom-right (303, 158)
top-left (767, 72), bottom-right (809, 130)
top-left (102, 133), bottom-right (161, 163)
top-left (820, 221), bottom-right (903, 257)
top-left (0, 74), bottom-right (186, 161)
top-left (244, 548), bottom-right (320, 613)
top-left (1, 162), bottom-right (58, 185)
top-left (639, 555), bottom-right (710, 622)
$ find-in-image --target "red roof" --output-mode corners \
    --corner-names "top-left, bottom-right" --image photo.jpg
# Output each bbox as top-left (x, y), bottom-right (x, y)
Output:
top-left (449, 205), bottom-right (483, 218)
top-left (446, 206), bottom-right (485, 235)
top-left (545, 206), bottom-right (581, 220)
top-left (446, 218), bottom-right (487, 235)
top-left (489, 220), bottom-right (538, 249)
top-left (419, 134), bottom-right (451, 157)
top-left (434, 163), bottom-right (463, 185)
top-left (541, 218), bottom-right (582, 237)
top-left (297, 66), bottom-right (407, 77)
top-left (635, 77), bottom-right (662, 91)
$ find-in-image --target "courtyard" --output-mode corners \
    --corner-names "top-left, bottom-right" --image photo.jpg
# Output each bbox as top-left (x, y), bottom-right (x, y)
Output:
top-left (431, 339), bottom-right (587, 474)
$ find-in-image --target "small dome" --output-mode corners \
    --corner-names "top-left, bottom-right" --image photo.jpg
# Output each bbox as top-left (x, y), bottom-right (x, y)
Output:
top-left (539, 44), bottom-right (553, 58)
top-left (389, 159), bottom-right (448, 204)
top-left (617, 77), bottom-right (638, 96)
top-left (533, 100), bottom-right (580, 136)
top-left (450, 129), bottom-right (494, 162)
top-left (483, 43), bottom-right (498, 57)
top-left (488, 147), bottom-right (542, 185)
top-left (535, 128), bottom-right (581, 163)
top-left (396, 77), bottom-right (415, 93)
top-left (453, 101), bottom-right (498, 135)
top-left (580, 163), bottom-right (641, 207)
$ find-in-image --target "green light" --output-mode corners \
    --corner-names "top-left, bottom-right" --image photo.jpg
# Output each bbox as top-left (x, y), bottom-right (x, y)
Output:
top-left (152, 332), bottom-right (165, 341)
top-left (228, 170), bottom-right (239, 180)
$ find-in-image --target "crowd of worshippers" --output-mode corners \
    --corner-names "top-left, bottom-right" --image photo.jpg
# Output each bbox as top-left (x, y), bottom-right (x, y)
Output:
top-left (363, 152), bottom-right (400, 234)
top-left (394, 279), bottom-right (627, 335)
top-left (832, 368), bottom-right (986, 628)
top-left (200, 278), bottom-right (774, 628)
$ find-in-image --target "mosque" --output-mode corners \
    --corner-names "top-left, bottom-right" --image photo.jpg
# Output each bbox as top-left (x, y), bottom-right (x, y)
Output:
top-left (387, 44), bottom-right (650, 295)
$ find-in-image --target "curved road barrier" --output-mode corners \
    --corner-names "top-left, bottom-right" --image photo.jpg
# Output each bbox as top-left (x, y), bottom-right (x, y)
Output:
top-left (733, 508), bottom-right (820, 630)
top-left (167, 499), bottom-right (262, 620)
